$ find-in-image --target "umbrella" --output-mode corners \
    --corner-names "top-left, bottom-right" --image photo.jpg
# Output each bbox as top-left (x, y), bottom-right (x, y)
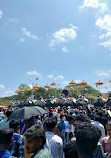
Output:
top-left (51, 82), bottom-right (57, 86)
top-left (55, 99), bottom-right (65, 107)
top-left (33, 84), bottom-right (40, 89)
top-left (44, 84), bottom-right (51, 89)
top-left (15, 90), bottom-right (20, 93)
top-left (96, 80), bottom-right (103, 85)
top-left (80, 80), bottom-right (87, 85)
top-left (9, 106), bottom-right (47, 120)
top-left (19, 89), bottom-right (24, 93)
top-left (69, 80), bottom-right (76, 85)
top-left (63, 99), bottom-right (74, 107)
top-left (25, 88), bottom-right (31, 92)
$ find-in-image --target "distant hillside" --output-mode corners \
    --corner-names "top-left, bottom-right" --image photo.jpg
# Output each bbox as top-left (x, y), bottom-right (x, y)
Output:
top-left (0, 84), bottom-right (101, 106)
top-left (65, 84), bottom-right (100, 102)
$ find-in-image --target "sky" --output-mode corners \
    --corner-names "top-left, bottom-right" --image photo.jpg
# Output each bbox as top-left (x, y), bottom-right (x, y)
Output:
top-left (0, 0), bottom-right (111, 97)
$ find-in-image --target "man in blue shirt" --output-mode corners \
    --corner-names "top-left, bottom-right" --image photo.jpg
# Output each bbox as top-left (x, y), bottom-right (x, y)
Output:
top-left (0, 128), bottom-right (13, 158)
top-left (57, 114), bottom-right (67, 144)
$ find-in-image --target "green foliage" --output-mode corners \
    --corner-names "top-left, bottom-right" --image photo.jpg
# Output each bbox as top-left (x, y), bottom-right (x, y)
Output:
top-left (18, 83), bottom-right (30, 90)
top-left (0, 83), bottom-right (100, 106)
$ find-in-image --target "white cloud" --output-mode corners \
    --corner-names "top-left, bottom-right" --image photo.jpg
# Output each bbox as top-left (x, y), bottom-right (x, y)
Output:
top-left (96, 15), bottom-right (111, 51)
top-left (0, 84), bottom-right (5, 90)
top-left (99, 40), bottom-right (111, 50)
top-left (99, 32), bottom-right (111, 40)
top-left (3, 90), bottom-right (14, 96)
top-left (20, 38), bottom-right (25, 43)
top-left (62, 81), bottom-right (70, 85)
top-left (26, 71), bottom-right (41, 76)
top-left (55, 75), bottom-right (64, 80)
top-left (47, 75), bottom-right (54, 79)
top-left (22, 28), bottom-right (38, 40)
top-left (95, 71), bottom-right (109, 77)
top-left (62, 47), bottom-right (69, 53)
top-left (49, 25), bottom-right (78, 47)
top-left (81, 0), bottom-right (108, 12)
top-left (0, 10), bottom-right (3, 18)
top-left (96, 15), bottom-right (111, 32)
top-left (0, 84), bottom-right (15, 97)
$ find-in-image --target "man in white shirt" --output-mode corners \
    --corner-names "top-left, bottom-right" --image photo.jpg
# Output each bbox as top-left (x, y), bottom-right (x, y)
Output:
top-left (44, 117), bottom-right (63, 158)
top-left (91, 115), bottom-right (105, 139)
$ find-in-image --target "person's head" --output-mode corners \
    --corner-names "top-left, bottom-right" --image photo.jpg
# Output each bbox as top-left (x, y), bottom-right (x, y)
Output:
top-left (60, 114), bottom-right (66, 122)
top-left (94, 115), bottom-right (100, 122)
top-left (74, 123), bottom-right (101, 158)
top-left (107, 121), bottom-right (111, 137)
top-left (9, 119), bottom-right (20, 133)
top-left (74, 113), bottom-right (90, 127)
top-left (44, 117), bottom-right (56, 132)
top-left (67, 115), bottom-right (74, 124)
top-left (25, 116), bottom-right (35, 129)
top-left (5, 110), bottom-right (13, 118)
top-left (25, 125), bottom-right (46, 154)
top-left (0, 128), bottom-right (13, 150)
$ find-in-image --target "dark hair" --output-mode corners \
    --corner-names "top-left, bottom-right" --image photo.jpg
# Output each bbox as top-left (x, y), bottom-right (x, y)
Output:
top-left (64, 140), bottom-right (78, 158)
top-left (25, 125), bottom-right (46, 146)
top-left (44, 117), bottom-right (56, 131)
top-left (67, 115), bottom-right (74, 121)
top-left (5, 110), bottom-right (13, 118)
top-left (75, 113), bottom-right (90, 123)
top-left (0, 128), bottom-right (13, 145)
top-left (9, 119), bottom-right (20, 131)
top-left (60, 114), bottom-right (64, 119)
top-left (95, 115), bottom-right (100, 122)
top-left (74, 123), bottom-right (101, 157)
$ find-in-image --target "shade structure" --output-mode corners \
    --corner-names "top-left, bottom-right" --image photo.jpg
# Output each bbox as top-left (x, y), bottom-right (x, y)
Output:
top-left (33, 84), bottom-right (40, 90)
top-left (9, 106), bottom-right (47, 120)
top-left (33, 87), bottom-right (38, 91)
top-left (69, 80), bottom-right (76, 85)
top-left (15, 90), bottom-right (20, 93)
top-left (80, 80), bottom-right (87, 85)
top-left (96, 80), bottom-right (103, 85)
top-left (44, 84), bottom-right (51, 89)
top-left (109, 80), bottom-right (111, 83)
top-left (51, 82), bottom-right (57, 86)
top-left (25, 88), bottom-right (31, 92)
top-left (19, 89), bottom-right (24, 93)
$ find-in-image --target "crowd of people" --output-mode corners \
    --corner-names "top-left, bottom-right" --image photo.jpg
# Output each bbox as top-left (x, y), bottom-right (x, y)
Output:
top-left (0, 95), bottom-right (111, 158)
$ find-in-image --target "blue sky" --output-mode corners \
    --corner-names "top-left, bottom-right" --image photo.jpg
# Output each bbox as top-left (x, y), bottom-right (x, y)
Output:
top-left (0, 0), bottom-right (111, 97)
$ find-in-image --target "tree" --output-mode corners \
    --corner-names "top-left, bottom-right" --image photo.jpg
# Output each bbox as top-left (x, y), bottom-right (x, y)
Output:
top-left (18, 83), bottom-right (30, 90)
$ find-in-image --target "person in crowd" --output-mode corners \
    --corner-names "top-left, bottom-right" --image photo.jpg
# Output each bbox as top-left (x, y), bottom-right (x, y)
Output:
top-left (74, 113), bottom-right (91, 127)
top-left (91, 115), bottom-right (105, 139)
top-left (25, 124), bottom-right (52, 158)
top-left (9, 119), bottom-right (24, 158)
top-left (0, 108), bottom-right (5, 121)
top-left (20, 116), bottom-right (37, 135)
top-left (101, 121), bottom-right (111, 154)
top-left (64, 113), bottom-right (105, 158)
top-left (44, 117), bottom-right (63, 158)
top-left (55, 109), bottom-right (62, 121)
top-left (57, 114), bottom-right (67, 144)
top-left (65, 115), bottom-right (74, 143)
top-left (0, 110), bottom-right (13, 129)
top-left (74, 122), bottom-right (102, 158)
top-left (0, 128), bottom-right (14, 158)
